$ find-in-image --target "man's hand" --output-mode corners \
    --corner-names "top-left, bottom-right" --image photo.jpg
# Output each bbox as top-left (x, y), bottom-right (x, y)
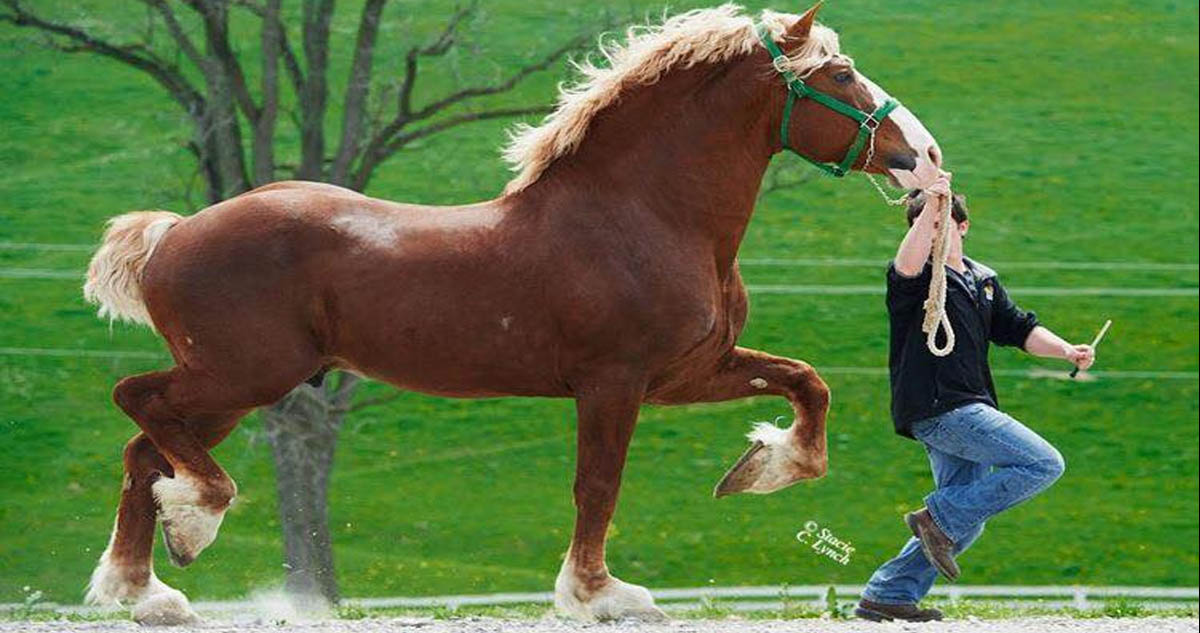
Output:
top-left (1025, 326), bottom-right (1099, 371)
top-left (1064, 344), bottom-right (1096, 371)
top-left (926, 170), bottom-right (952, 198)
top-left (893, 171), bottom-right (954, 276)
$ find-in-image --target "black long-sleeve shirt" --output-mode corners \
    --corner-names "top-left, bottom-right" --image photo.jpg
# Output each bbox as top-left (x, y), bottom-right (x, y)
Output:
top-left (886, 257), bottom-right (1039, 439)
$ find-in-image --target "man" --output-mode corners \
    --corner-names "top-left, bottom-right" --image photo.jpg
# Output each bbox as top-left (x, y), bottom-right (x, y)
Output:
top-left (854, 176), bottom-right (1096, 623)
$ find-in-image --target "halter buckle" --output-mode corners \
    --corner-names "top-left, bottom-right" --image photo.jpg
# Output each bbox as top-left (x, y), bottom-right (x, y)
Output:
top-left (861, 115), bottom-right (881, 131)
top-left (771, 54), bottom-right (791, 74)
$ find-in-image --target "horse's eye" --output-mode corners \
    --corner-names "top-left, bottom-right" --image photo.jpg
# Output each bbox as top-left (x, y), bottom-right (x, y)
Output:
top-left (834, 71), bottom-right (854, 84)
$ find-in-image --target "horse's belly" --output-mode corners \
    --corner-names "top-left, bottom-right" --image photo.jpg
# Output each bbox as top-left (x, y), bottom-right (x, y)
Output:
top-left (327, 289), bottom-right (566, 398)
top-left (341, 343), bottom-right (565, 399)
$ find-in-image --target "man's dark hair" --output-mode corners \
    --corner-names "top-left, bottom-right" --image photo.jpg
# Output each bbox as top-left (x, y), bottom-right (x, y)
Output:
top-left (905, 190), bottom-right (969, 226)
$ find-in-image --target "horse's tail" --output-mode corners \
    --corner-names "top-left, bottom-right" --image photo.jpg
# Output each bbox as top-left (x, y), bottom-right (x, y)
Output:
top-left (83, 210), bottom-right (183, 328)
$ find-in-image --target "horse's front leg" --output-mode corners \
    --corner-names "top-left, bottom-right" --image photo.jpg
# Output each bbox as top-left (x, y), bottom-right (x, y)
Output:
top-left (87, 433), bottom-right (198, 625)
top-left (648, 346), bottom-right (831, 496)
top-left (555, 371), bottom-right (665, 621)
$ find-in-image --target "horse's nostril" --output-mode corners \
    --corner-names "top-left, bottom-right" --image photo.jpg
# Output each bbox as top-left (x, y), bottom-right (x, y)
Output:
top-left (927, 145), bottom-right (942, 167)
top-left (886, 153), bottom-right (917, 171)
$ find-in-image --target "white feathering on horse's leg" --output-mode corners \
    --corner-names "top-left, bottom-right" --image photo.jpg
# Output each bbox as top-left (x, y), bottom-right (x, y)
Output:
top-left (85, 516), bottom-right (200, 625)
top-left (85, 517), bottom-right (134, 606)
top-left (746, 419), bottom-right (797, 447)
top-left (554, 555), bottom-right (665, 621)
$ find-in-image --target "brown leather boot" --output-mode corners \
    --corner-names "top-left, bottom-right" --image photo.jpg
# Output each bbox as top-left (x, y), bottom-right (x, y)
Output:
top-left (855, 599), bottom-right (944, 622)
top-left (905, 507), bottom-right (960, 581)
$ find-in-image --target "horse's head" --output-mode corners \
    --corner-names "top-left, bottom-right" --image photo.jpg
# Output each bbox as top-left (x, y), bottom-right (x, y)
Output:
top-left (770, 5), bottom-right (942, 188)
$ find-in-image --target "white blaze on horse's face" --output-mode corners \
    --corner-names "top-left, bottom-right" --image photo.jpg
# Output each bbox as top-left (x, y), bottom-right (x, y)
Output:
top-left (859, 74), bottom-right (943, 189)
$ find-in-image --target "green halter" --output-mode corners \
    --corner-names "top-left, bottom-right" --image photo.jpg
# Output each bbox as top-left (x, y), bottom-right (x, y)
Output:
top-left (758, 23), bottom-right (900, 177)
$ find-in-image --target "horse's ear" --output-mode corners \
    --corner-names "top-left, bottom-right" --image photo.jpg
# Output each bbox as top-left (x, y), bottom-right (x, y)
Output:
top-left (786, 2), bottom-right (823, 41)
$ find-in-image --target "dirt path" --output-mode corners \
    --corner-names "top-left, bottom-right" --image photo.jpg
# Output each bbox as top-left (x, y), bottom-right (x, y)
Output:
top-left (2, 617), bottom-right (1197, 633)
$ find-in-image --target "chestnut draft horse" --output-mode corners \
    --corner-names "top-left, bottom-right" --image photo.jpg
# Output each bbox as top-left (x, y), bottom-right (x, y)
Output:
top-left (82, 5), bottom-right (941, 624)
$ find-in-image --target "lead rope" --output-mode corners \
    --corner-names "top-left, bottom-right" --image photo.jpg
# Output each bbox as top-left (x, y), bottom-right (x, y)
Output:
top-left (862, 127), bottom-right (956, 356)
top-left (921, 189), bottom-right (955, 356)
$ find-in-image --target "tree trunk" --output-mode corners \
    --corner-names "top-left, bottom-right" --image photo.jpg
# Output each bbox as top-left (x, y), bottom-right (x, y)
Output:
top-left (259, 374), bottom-right (359, 604)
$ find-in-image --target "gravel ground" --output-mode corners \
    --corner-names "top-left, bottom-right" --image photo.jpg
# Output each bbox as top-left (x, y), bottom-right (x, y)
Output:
top-left (1, 617), bottom-right (1197, 633)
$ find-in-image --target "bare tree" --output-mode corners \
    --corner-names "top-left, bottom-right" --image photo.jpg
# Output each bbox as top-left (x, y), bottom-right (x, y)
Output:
top-left (1, 0), bottom-right (587, 604)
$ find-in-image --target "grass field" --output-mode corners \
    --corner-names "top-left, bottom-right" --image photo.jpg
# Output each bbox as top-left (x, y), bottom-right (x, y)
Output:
top-left (1, 0), bottom-right (1197, 607)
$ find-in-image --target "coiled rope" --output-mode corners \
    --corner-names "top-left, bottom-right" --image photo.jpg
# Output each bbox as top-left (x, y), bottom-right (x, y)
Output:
top-left (920, 183), bottom-right (955, 356)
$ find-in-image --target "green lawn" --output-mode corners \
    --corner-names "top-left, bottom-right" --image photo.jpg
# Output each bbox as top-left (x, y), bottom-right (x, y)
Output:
top-left (1, 0), bottom-right (1197, 605)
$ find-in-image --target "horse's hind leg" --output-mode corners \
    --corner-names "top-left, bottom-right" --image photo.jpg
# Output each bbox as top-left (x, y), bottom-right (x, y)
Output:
top-left (647, 346), bottom-right (831, 496)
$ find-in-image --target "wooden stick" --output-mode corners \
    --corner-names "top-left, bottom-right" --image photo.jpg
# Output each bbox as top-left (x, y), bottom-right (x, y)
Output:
top-left (1070, 319), bottom-right (1112, 378)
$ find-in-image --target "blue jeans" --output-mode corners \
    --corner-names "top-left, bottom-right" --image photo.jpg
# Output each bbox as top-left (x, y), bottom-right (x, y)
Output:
top-left (861, 402), bottom-right (1065, 605)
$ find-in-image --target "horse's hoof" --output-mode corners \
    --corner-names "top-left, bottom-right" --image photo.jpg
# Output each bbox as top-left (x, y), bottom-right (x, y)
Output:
top-left (133, 590), bottom-right (200, 626)
top-left (617, 605), bottom-right (669, 622)
top-left (152, 473), bottom-right (228, 566)
top-left (714, 439), bottom-right (768, 497)
top-left (555, 563), bottom-right (666, 621)
top-left (131, 580), bottom-right (200, 626)
top-left (159, 523), bottom-right (196, 568)
top-left (713, 422), bottom-right (824, 497)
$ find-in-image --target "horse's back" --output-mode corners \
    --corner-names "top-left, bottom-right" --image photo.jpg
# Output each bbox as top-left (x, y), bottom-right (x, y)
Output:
top-left (238, 179), bottom-right (365, 198)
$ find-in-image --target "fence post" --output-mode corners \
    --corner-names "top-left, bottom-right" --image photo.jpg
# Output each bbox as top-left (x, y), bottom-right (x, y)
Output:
top-left (1073, 586), bottom-right (1089, 609)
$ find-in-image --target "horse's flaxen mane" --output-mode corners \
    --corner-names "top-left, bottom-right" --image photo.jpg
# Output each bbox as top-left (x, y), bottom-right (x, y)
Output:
top-left (501, 4), bottom-right (842, 194)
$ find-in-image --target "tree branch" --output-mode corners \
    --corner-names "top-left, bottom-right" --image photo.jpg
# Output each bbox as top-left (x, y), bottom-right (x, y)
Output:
top-left (351, 105), bottom-right (548, 191)
top-left (350, 5), bottom-right (580, 191)
top-left (182, 0), bottom-right (259, 121)
top-left (421, 3), bottom-right (471, 55)
top-left (409, 36), bottom-right (583, 123)
top-left (253, 0), bottom-right (282, 184)
top-left (185, 138), bottom-right (223, 202)
top-left (351, 5), bottom-right (473, 182)
top-left (231, 0), bottom-right (304, 95)
top-left (296, 0), bottom-right (335, 180)
top-left (1, 0), bottom-right (205, 116)
top-left (329, 372), bottom-right (363, 413)
top-left (398, 4), bottom-right (471, 119)
top-left (140, 0), bottom-right (204, 70)
top-left (329, 0), bottom-right (387, 187)
top-left (387, 106), bottom-right (551, 153)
